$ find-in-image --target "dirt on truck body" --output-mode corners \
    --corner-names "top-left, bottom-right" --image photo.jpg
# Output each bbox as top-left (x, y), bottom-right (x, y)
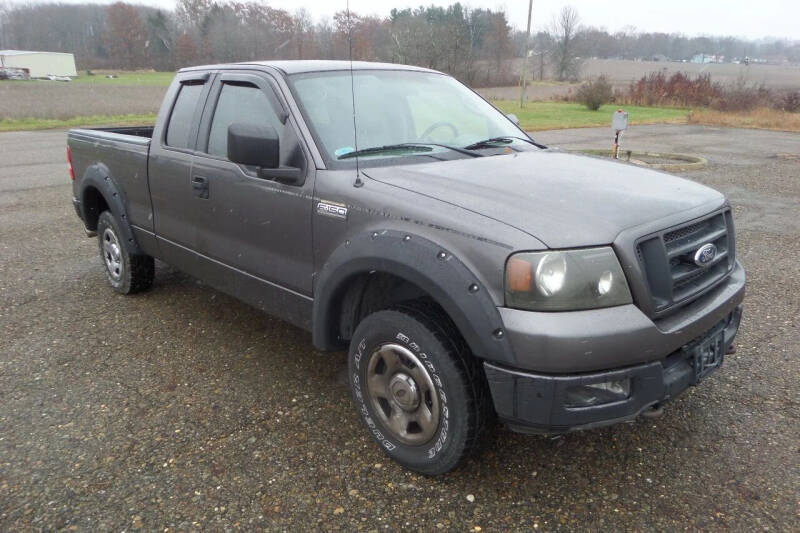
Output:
top-left (67, 60), bottom-right (745, 474)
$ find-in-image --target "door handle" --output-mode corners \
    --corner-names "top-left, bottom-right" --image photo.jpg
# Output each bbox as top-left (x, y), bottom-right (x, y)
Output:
top-left (191, 176), bottom-right (209, 199)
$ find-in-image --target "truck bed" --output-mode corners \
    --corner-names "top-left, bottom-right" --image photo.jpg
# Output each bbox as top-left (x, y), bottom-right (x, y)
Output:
top-left (69, 125), bottom-right (153, 236)
top-left (71, 125), bottom-right (154, 144)
top-left (90, 126), bottom-right (154, 138)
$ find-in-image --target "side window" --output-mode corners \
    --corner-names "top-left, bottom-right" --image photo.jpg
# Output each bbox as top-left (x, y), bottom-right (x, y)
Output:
top-left (207, 82), bottom-right (284, 158)
top-left (165, 82), bottom-right (204, 148)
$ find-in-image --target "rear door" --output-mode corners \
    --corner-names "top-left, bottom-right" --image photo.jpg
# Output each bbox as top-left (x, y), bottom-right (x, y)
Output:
top-left (148, 71), bottom-right (214, 270)
top-left (189, 70), bottom-right (315, 298)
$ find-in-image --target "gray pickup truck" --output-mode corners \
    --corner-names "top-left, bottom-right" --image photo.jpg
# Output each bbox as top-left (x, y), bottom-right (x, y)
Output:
top-left (68, 61), bottom-right (745, 474)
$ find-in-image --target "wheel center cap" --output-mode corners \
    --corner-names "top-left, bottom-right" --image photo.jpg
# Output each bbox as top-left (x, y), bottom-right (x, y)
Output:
top-left (389, 373), bottom-right (419, 411)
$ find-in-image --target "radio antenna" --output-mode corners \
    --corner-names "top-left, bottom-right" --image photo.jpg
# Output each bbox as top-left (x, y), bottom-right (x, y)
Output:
top-left (347, 0), bottom-right (363, 186)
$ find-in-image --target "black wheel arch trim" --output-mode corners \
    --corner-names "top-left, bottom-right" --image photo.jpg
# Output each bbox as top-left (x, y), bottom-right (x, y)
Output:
top-left (79, 163), bottom-right (143, 255)
top-left (312, 229), bottom-right (517, 366)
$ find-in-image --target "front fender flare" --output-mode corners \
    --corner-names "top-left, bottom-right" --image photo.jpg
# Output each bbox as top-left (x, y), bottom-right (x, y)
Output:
top-left (312, 229), bottom-right (517, 365)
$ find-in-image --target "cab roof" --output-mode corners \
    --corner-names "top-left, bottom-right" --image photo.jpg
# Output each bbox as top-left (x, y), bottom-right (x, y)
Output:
top-left (179, 60), bottom-right (441, 76)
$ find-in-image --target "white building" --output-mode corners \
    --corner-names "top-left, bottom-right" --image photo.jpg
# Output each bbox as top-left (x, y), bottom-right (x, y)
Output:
top-left (690, 53), bottom-right (724, 64)
top-left (0, 50), bottom-right (78, 78)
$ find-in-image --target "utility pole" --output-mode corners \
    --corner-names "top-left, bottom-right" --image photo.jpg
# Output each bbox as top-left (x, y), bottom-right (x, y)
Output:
top-left (519, 0), bottom-right (533, 108)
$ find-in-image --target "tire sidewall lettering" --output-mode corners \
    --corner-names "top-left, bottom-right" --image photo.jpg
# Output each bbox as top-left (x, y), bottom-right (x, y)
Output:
top-left (351, 329), bottom-right (449, 459)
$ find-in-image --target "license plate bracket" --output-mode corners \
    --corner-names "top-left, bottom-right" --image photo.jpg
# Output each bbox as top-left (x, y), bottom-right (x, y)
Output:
top-left (690, 330), bottom-right (725, 383)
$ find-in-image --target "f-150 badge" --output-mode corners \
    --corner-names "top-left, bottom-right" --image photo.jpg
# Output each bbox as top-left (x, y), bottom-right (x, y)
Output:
top-left (317, 201), bottom-right (348, 220)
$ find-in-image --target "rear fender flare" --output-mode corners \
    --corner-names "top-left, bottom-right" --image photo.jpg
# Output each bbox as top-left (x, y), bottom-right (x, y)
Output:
top-left (312, 229), bottom-right (516, 365)
top-left (79, 163), bottom-right (142, 254)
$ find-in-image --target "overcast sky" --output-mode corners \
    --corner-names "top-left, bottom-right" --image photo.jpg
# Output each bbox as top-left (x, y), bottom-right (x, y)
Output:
top-left (10, 0), bottom-right (799, 40)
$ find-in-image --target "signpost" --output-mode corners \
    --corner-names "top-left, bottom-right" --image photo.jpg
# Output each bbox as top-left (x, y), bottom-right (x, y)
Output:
top-left (612, 109), bottom-right (628, 159)
top-left (519, 0), bottom-right (533, 108)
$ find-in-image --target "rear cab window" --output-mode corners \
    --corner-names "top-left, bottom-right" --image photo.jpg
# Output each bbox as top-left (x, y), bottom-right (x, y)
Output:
top-left (165, 81), bottom-right (206, 149)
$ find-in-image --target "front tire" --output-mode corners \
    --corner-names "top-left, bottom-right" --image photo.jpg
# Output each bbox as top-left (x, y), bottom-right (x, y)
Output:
top-left (348, 305), bottom-right (492, 475)
top-left (96, 211), bottom-right (154, 294)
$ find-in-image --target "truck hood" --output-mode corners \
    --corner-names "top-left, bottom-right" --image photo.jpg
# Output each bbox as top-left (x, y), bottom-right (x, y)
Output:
top-left (362, 150), bottom-right (725, 248)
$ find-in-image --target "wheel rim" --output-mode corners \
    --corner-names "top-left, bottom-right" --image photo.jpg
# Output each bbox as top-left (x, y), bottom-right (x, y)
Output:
top-left (365, 343), bottom-right (440, 445)
top-left (102, 227), bottom-right (123, 282)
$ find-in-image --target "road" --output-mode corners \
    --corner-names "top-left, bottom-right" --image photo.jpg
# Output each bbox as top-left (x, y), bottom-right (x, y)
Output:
top-left (1, 125), bottom-right (798, 531)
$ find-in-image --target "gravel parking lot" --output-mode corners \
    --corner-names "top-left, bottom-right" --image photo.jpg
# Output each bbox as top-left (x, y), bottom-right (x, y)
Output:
top-left (1, 125), bottom-right (798, 531)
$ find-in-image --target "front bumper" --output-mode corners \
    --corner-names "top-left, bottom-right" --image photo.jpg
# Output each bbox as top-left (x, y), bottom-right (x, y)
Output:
top-left (497, 261), bottom-right (745, 373)
top-left (485, 305), bottom-right (742, 434)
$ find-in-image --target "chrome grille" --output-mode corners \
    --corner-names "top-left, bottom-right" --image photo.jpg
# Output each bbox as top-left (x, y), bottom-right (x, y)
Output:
top-left (636, 210), bottom-right (735, 315)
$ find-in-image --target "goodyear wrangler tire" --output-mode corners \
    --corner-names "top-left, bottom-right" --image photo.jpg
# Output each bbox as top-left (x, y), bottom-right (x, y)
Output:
top-left (348, 306), bottom-right (491, 475)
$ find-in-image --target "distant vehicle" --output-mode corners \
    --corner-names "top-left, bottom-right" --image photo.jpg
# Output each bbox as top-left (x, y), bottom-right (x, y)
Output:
top-left (0, 67), bottom-right (29, 80)
top-left (67, 61), bottom-right (745, 475)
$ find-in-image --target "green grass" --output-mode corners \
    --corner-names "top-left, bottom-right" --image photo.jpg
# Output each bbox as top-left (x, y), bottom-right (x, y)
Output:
top-left (492, 101), bottom-right (689, 131)
top-left (0, 71), bottom-right (174, 86)
top-left (0, 95), bottom-right (688, 133)
top-left (0, 114), bottom-right (157, 132)
top-left (70, 71), bottom-right (175, 86)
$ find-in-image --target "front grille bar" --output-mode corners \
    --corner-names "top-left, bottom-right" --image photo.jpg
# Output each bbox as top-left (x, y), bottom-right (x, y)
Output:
top-left (666, 227), bottom-right (728, 258)
top-left (636, 209), bottom-right (735, 316)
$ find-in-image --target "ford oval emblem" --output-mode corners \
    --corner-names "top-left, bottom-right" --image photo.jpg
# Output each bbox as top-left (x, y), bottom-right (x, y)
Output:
top-left (693, 243), bottom-right (717, 267)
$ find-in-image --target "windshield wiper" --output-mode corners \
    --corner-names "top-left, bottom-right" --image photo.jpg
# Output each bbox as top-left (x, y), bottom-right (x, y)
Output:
top-left (464, 136), bottom-right (547, 150)
top-left (338, 143), bottom-right (482, 160)
top-left (338, 144), bottom-right (431, 160)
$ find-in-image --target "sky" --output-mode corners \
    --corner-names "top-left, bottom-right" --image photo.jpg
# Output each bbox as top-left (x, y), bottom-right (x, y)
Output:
top-left (9, 0), bottom-right (800, 40)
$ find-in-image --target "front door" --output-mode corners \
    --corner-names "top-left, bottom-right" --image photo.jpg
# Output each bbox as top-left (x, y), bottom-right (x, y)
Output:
top-left (188, 71), bottom-right (315, 315)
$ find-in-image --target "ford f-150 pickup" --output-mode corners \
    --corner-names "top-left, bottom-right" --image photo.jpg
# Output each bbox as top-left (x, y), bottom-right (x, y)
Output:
top-left (68, 61), bottom-right (745, 474)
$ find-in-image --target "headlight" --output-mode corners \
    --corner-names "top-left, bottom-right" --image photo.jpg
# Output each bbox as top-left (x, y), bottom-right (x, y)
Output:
top-left (505, 247), bottom-right (632, 311)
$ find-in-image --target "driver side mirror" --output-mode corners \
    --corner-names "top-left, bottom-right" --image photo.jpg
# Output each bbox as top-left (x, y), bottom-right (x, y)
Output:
top-left (227, 123), bottom-right (303, 184)
top-left (228, 122), bottom-right (279, 168)
top-left (506, 113), bottom-right (520, 126)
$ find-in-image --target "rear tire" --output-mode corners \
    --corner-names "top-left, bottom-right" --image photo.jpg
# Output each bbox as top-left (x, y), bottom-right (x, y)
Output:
top-left (348, 304), bottom-right (493, 475)
top-left (97, 210), bottom-right (154, 294)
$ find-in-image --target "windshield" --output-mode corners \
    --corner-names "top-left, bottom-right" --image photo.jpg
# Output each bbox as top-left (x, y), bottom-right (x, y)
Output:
top-left (289, 70), bottom-right (527, 164)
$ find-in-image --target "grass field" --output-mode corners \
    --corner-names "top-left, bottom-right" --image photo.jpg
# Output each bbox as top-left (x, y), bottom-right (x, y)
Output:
top-left (688, 107), bottom-right (800, 132)
top-left (491, 101), bottom-right (689, 130)
top-left (70, 71), bottom-right (175, 86)
top-left (0, 82), bottom-right (167, 121)
top-left (499, 57), bottom-right (800, 90)
top-left (0, 114), bottom-right (157, 132)
top-left (1, 68), bottom-right (794, 133)
top-left (0, 101), bottom-right (689, 133)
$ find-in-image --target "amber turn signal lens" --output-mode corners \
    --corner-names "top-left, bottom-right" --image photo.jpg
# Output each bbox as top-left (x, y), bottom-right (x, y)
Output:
top-left (507, 256), bottom-right (533, 292)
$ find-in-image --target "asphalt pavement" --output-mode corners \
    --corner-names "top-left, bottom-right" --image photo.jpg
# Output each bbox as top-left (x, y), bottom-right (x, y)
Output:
top-left (1, 125), bottom-right (798, 531)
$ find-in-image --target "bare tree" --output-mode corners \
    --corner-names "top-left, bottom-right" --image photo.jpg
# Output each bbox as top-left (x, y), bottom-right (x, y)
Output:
top-left (485, 11), bottom-right (511, 81)
top-left (293, 8), bottom-right (314, 59)
top-left (0, 1), bottom-right (9, 49)
top-left (174, 32), bottom-right (198, 66)
top-left (532, 31), bottom-right (553, 80)
top-left (550, 6), bottom-right (581, 81)
top-left (3, 1), bottom-right (795, 78)
top-left (106, 2), bottom-right (147, 69)
top-left (175, 0), bottom-right (211, 30)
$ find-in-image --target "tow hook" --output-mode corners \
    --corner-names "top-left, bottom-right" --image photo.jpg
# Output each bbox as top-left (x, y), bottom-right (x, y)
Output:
top-left (641, 404), bottom-right (664, 419)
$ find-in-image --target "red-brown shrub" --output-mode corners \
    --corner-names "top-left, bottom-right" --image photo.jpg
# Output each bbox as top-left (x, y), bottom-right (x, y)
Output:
top-left (575, 75), bottom-right (614, 110)
top-left (710, 78), bottom-right (772, 112)
top-left (622, 72), bottom-right (723, 107)
top-left (779, 91), bottom-right (800, 113)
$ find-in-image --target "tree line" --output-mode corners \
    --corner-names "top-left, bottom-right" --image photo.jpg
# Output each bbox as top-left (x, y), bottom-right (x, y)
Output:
top-left (0, 1), bottom-right (797, 84)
